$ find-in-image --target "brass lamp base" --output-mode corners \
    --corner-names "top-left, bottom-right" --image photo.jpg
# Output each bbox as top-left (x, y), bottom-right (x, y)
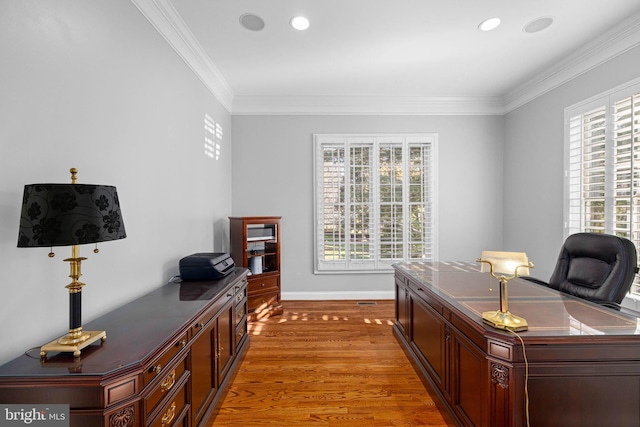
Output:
top-left (40, 330), bottom-right (107, 358)
top-left (482, 310), bottom-right (528, 332)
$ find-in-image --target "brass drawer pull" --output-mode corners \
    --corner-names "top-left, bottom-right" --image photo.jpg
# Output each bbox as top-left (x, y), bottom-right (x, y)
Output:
top-left (176, 340), bottom-right (187, 347)
top-left (195, 322), bottom-right (204, 328)
top-left (152, 364), bottom-right (162, 375)
top-left (161, 402), bottom-right (176, 426)
top-left (160, 370), bottom-right (176, 392)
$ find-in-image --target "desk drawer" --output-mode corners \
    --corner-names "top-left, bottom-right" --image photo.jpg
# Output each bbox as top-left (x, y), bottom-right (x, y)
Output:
top-left (143, 332), bottom-right (188, 388)
top-left (144, 354), bottom-right (188, 419)
top-left (409, 281), bottom-right (444, 316)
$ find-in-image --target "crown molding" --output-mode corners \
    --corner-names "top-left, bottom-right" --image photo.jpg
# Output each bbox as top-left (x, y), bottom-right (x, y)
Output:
top-left (503, 11), bottom-right (640, 113)
top-left (130, 0), bottom-right (234, 112)
top-left (231, 95), bottom-right (505, 115)
top-left (135, 0), bottom-right (640, 116)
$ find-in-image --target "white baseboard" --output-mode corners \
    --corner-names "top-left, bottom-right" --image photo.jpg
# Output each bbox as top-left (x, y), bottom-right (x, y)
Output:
top-left (282, 291), bottom-right (395, 301)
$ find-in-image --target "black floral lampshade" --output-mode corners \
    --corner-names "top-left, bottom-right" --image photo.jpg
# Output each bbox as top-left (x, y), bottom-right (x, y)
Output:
top-left (18, 184), bottom-right (126, 248)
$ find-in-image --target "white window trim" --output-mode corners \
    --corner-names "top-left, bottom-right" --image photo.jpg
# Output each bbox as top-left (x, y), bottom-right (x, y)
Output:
top-left (313, 133), bottom-right (439, 274)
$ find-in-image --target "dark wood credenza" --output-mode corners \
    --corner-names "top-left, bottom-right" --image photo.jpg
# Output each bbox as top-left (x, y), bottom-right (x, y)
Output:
top-left (0, 268), bottom-right (249, 427)
top-left (393, 262), bottom-right (640, 427)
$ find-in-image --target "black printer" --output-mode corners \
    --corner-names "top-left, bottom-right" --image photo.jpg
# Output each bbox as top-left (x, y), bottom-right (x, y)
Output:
top-left (179, 252), bottom-right (235, 281)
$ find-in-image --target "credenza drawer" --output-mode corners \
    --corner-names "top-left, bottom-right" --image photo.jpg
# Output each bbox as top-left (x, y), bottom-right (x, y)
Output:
top-left (148, 380), bottom-right (188, 427)
top-left (105, 375), bottom-right (138, 406)
top-left (143, 332), bottom-right (188, 388)
top-left (191, 307), bottom-right (216, 338)
top-left (144, 354), bottom-right (188, 419)
top-left (234, 279), bottom-right (248, 301)
top-left (235, 299), bottom-right (247, 321)
top-left (236, 319), bottom-right (247, 345)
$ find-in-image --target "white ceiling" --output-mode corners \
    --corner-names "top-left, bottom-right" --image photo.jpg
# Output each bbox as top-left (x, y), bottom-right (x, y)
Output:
top-left (138, 0), bottom-right (640, 114)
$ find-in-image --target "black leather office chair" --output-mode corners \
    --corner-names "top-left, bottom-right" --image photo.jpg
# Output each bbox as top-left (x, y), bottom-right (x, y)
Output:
top-left (524, 233), bottom-right (638, 310)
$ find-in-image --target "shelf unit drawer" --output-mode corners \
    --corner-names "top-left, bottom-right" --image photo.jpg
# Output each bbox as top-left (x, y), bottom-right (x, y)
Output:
top-left (248, 275), bottom-right (280, 294)
top-left (248, 290), bottom-right (280, 312)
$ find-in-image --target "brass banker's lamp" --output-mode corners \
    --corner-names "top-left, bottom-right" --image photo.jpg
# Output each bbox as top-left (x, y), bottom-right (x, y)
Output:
top-left (477, 251), bottom-right (533, 332)
top-left (17, 168), bottom-right (126, 358)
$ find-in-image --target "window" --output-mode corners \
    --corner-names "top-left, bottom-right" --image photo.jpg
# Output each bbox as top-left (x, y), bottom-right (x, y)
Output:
top-left (314, 134), bottom-right (438, 273)
top-left (565, 78), bottom-right (640, 294)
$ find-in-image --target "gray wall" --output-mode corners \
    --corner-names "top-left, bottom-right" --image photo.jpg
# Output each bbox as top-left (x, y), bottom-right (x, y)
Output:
top-left (231, 115), bottom-right (505, 299)
top-left (3, 0), bottom-right (639, 367)
top-left (504, 45), bottom-right (640, 281)
top-left (0, 1), bottom-right (233, 364)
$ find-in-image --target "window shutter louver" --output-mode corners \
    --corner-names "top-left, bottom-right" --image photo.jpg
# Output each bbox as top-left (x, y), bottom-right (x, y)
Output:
top-left (565, 79), bottom-right (640, 295)
top-left (314, 134), bottom-right (437, 272)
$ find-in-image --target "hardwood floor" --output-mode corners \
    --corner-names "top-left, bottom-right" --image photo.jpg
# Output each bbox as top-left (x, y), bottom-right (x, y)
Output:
top-left (211, 300), bottom-right (455, 426)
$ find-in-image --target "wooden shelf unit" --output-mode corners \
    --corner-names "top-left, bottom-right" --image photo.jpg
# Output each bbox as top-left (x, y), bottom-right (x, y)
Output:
top-left (229, 216), bottom-right (282, 320)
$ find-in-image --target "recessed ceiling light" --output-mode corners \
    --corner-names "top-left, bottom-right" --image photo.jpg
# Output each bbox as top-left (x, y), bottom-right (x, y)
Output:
top-left (524, 16), bottom-right (554, 33)
top-left (239, 13), bottom-right (265, 31)
top-left (290, 16), bottom-right (310, 31)
top-left (478, 17), bottom-right (501, 32)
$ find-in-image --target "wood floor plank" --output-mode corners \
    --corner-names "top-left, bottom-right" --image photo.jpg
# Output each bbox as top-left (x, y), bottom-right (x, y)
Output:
top-left (211, 300), bottom-right (455, 426)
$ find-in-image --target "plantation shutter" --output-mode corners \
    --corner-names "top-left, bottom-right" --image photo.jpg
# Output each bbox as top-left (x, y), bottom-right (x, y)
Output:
top-left (612, 93), bottom-right (640, 241)
top-left (565, 78), bottom-right (640, 294)
top-left (314, 134), bottom-right (437, 273)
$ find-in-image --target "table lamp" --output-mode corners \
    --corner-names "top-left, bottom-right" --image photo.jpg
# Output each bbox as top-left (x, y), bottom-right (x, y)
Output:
top-left (476, 251), bottom-right (533, 332)
top-left (17, 168), bottom-right (126, 358)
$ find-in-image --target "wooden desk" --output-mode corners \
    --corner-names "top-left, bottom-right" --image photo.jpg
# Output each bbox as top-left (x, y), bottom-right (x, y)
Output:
top-left (393, 262), bottom-right (640, 427)
top-left (0, 268), bottom-right (249, 427)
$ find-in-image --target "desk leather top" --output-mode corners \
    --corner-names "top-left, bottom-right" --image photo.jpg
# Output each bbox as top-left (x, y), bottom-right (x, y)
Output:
top-left (394, 261), bottom-right (640, 337)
